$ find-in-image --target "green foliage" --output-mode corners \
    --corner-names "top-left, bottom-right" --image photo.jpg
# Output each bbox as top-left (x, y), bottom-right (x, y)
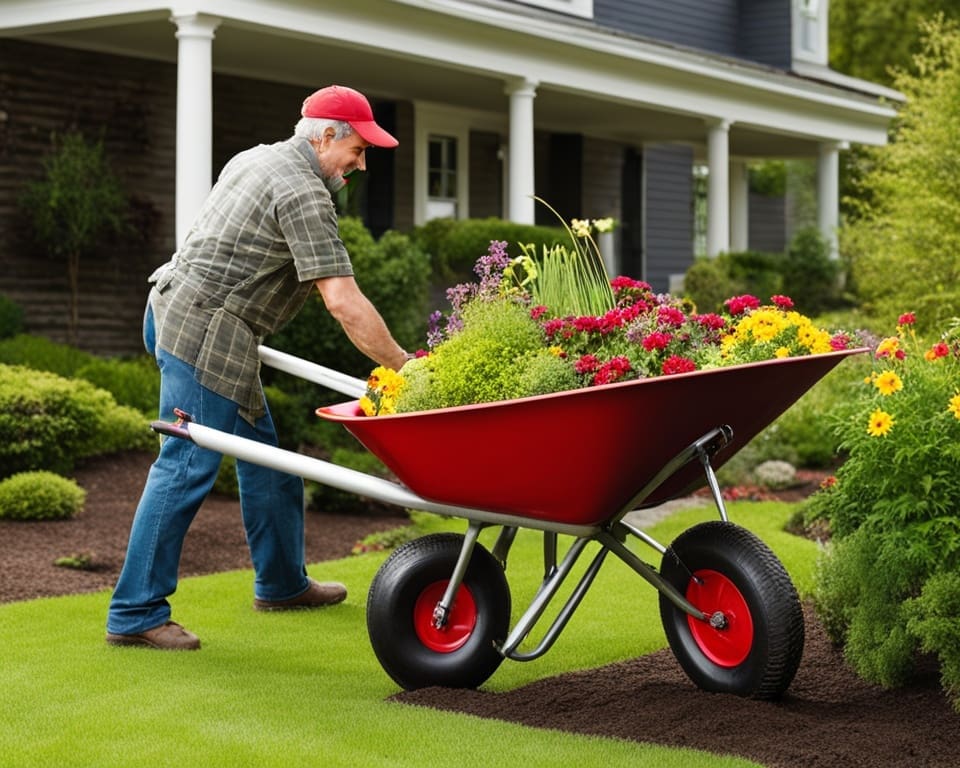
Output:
top-left (682, 251), bottom-right (783, 314)
top-left (19, 131), bottom-right (129, 343)
top-left (75, 356), bottom-right (160, 416)
top-left (267, 217), bottom-right (431, 382)
top-left (905, 570), bottom-right (960, 712)
top-left (842, 16), bottom-right (960, 332)
top-left (780, 228), bottom-right (843, 315)
top-left (305, 446), bottom-right (389, 513)
top-left (807, 316), bottom-right (960, 698)
top-left (411, 216), bottom-right (566, 283)
top-left (0, 333), bottom-right (97, 377)
top-left (0, 333), bottom-right (160, 416)
top-left (0, 364), bottom-right (153, 477)
top-left (0, 295), bottom-right (24, 339)
top-left (395, 299), bottom-right (547, 411)
top-left (830, 0), bottom-right (958, 86)
top-left (682, 256), bottom-right (740, 314)
top-left (0, 471), bottom-right (86, 521)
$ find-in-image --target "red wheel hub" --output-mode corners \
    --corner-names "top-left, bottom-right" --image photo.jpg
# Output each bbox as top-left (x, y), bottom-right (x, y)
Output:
top-left (413, 580), bottom-right (477, 653)
top-left (685, 569), bottom-right (753, 667)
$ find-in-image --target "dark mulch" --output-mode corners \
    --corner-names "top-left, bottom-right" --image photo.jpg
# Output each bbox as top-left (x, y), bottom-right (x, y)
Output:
top-left (4, 451), bottom-right (957, 767)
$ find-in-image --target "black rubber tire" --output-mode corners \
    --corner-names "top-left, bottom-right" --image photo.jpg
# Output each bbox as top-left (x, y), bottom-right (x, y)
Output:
top-left (658, 521), bottom-right (804, 700)
top-left (366, 532), bottom-right (511, 690)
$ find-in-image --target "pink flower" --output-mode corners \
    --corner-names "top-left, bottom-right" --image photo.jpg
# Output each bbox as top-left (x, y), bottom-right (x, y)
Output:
top-left (829, 332), bottom-right (851, 351)
top-left (530, 305), bottom-right (548, 320)
top-left (662, 355), bottom-right (697, 375)
top-left (771, 295), bottom-right (794, 309)
top-left (724, 295), bottom-right (760, 315)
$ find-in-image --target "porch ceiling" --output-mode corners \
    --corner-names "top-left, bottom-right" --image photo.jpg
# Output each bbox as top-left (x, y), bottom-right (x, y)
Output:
top-left (5, 4), bottom-right (889, 160)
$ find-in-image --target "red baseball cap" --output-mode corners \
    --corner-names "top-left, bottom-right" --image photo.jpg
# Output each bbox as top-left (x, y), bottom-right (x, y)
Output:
top-left (300, 85), bottom-right (398, 148)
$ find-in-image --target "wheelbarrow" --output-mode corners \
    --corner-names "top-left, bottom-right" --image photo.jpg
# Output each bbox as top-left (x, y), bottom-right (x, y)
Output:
top-left (154, 344), bottom-right (866, 700)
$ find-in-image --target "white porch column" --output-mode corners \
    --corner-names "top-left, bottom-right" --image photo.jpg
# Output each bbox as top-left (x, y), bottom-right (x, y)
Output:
top-left (817, 141), bottom-right (843, 259)
top-left (504, 77), bottom-right (538, 225)
top-left (171, 13), bottom-right (221, 248)
top-left (706, 119), bottom-right (730, 257)
top-left (729, 159), bottom-right (749, 252)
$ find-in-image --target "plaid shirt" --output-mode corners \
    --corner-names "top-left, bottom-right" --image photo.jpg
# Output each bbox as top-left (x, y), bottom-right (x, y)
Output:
top-left (148, 137), bottom-right (353, 420)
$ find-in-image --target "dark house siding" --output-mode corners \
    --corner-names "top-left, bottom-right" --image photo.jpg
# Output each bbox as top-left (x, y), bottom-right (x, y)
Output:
top-left (0, 39), bottom-right (177, 355)
top-left (0, 39), bottom-right (407, 355)
top-left (644, 144), bottom-right (694, 293)
top-left (595, 0), bottom-right (739, 58)
top-left (737, 0), bottom-right (791, 69)
top-left (748, 192), bottom-right (787, 253)
top-left (468, 130), bottom-right (503, 219)
top-left (594, 0), bottom-right (791, 69)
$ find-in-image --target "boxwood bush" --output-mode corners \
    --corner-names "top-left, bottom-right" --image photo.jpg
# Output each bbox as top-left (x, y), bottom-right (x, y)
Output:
top-left (0, 364), bottom-right (154, 477)
top-left (0, 470), bottom-right (86, 520)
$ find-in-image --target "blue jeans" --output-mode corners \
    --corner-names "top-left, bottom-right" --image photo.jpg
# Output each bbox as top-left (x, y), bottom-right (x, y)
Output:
top-left (106, 304), bottom-right (309, 635)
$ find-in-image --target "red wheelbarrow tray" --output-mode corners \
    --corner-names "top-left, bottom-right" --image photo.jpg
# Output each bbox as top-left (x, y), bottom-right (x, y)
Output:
top-left (317, 348), bottom-right (865, 527)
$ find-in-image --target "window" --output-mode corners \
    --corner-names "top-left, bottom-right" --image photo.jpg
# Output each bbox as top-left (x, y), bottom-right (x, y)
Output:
top-left (427, 135), bottom-right (458, 220)
top-left (793, 0), bottom-right (827, 65)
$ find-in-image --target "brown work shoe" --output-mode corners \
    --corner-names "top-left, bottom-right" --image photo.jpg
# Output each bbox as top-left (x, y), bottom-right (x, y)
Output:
top-left (105, 621), bottom-right (201, 651)
top-left (253, 579), bottom-right (347, 611)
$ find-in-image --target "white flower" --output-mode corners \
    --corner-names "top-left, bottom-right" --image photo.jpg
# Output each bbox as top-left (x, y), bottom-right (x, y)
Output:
top-left (592, 217), bottom-right (616, 233)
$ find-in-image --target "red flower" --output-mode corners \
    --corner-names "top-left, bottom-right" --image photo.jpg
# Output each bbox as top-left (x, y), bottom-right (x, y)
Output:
top-left (724, 295), bottom-right (760, 315)
top-left (930, 341), bottom-right (949, 359)
top-left (574, 354), bottom-right (600, 374)
top-left (592, 356), bottom-right (632, 385)
top-left (530, 305), bottom-right (548, 320)
top-left (695, 313), bottom-right (726, 331)
top-left (642, 332), bottom-right (672, 351)
top-left (898, 312), bottom-right (916, 326)
top-left (657, 306), bottom-right (686, 327)
top-left (661, 355), bottom-right (697, 375)
top-left (771, 295), bottom-right (794, 309)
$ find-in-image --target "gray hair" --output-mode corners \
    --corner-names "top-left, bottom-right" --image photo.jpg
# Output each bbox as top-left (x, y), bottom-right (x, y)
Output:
top-left (294, 117), bottom-right (354, 141)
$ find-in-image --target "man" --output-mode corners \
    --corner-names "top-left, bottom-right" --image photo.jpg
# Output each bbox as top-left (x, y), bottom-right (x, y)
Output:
top-left (106, 85), bottom-right (408, 650)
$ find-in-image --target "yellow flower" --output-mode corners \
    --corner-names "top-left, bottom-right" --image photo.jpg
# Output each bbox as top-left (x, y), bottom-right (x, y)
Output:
top-left (359, 395), bottom-right (377, 417)
top-left (548, 345), bottom-right (565, 357)
top-left (876, 336), bottom-right (901, 358)
top-left (874, 370), bottom-right (904, 396)
top-left (775, 346), bottom-right (790, 358)
top-left (867, 409), bottom-right (895, 437)
top-left (949, 393), bottom-right (960, 420)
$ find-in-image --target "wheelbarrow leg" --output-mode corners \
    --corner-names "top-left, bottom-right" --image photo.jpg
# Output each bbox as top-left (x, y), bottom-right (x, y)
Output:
top-left (433, 521), bottom-right (483, 629)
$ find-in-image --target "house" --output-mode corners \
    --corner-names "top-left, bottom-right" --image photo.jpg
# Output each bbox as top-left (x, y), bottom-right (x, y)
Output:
top-left (0, 0), bottom-right (898, 355)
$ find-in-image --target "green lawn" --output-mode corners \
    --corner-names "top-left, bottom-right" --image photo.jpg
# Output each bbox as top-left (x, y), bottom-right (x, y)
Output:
top-left (0, 502), bottom-right (815, 767)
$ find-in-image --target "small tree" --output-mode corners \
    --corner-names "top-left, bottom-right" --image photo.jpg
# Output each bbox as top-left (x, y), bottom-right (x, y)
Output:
top-left (20, 131), bottom-right (129, 345)
top-left (841, 15), bottom-right (960, 332)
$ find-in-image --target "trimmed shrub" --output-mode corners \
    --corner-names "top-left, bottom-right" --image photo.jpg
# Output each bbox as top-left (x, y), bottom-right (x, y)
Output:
top-left (75, 356), bottom-right (160, 416)
top-left (411, 217), bottom-right (566, 283)
top-left (781, 227), bottom-right (843, 315)
top-left (0, 333), bottom-right (96, 377)
top-left (0, 364), bottom-right (153, 477)
top-left (0, 295), bottom-right (24, 339)
top-left (682, 256), bottom-right (741, 313)
top-left (0, 471), bottom-right (86, 520)
top-left (267, 217), bottom-right (432, 383)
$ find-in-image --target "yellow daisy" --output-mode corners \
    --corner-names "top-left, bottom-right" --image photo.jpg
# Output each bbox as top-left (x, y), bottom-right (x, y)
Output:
top-left (867, 409), bottom-right (895, 437)
top-left (873, 370), bottom-right (904, 396)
